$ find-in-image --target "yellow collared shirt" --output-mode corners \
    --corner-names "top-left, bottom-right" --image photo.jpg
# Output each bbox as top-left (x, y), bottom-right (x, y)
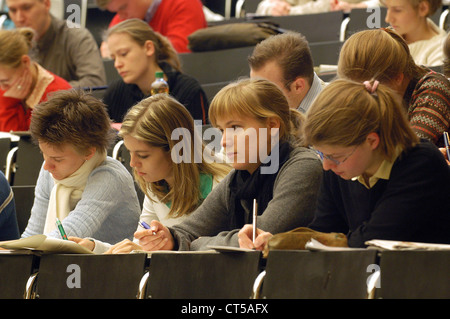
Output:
top-left (352, 148), bottom-right (402, 189)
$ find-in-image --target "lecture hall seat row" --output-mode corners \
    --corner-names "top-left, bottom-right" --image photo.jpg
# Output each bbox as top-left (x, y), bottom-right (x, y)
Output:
top-left (97, 7), bottom-right (449, 102)
top-left (1, 249), bottom-right (450, 299)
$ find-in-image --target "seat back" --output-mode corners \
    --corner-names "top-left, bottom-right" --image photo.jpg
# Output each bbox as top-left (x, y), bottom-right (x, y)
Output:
top-left (0, 138), bottom-right (10, 173)
top-left (30, 254), bottom-right (147, 299)
top-left (309, 40), bottom-right (342, 66)
top-left (9, 136), bottom-right (43, 186)
top-left (341, 7), bottom-right (389, 41)
top-left (178, 46), bottom-right (254, 84)
top-left (0, 254), bottom-right (36, 299)
top-left (259, 250), bottom-right (378, 299)
top-left (201, 81), bottom-right (230, 103)
top-left (236, 0), bottom-right (262, 17)
top-left (377, 250), bottom-right (450, 299)
top-left (267, 11), bottom-right (343, 42)
top-left (143, 251), bottom-right (262, 299)
top-left (11, 185), bottom-right (35, 235)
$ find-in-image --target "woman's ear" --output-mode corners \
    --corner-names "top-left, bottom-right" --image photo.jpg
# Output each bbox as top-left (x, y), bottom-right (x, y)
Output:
top-left (366, 132), bottom-right (380, 150)
top-left (144, 40), bottom-right (156, 57)
top-left (266, 116), bottom-right (281, 130)
top-left (21, 55), bottom-right (31, 68)
top-left (417, 0), bottom-right (430, 17)
top-left (266, 116), bottom-right (281, 139)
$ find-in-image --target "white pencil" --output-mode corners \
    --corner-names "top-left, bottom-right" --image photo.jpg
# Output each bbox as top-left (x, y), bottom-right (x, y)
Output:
top-left (252, 199), bottom-right (258, 244)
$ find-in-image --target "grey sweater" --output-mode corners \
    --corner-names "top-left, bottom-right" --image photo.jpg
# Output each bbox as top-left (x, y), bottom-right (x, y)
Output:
top-left (22, 157), bottom-right (141, 244)
top-left (169, 146), bottom-right (323, 250)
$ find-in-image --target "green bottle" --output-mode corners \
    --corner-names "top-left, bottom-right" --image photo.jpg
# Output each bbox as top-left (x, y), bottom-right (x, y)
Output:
top-left (150, 71), bottom-right (169, 95)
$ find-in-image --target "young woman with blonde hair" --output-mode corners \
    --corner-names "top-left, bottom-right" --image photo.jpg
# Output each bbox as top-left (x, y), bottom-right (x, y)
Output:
top-left (102, 18), bottom-right (208, 124)
top-left (0, 27), bottom-right (71, 132)
top-left (72, 94), bottom-right (231, 254)
top-left (133, 78), bottom-right (323, 252)
top-left (382, 0), bottom-right (446, 67)
top-left (337, 28), bottom-right (450, 147)
top-left (302, 79), bottom-right (450, 247)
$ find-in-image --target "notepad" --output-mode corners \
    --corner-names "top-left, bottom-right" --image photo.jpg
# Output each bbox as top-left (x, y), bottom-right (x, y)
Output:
top-left (0, 235), bottom-right (94, 254)
top-left (365, 239), bottom-right (450, 251)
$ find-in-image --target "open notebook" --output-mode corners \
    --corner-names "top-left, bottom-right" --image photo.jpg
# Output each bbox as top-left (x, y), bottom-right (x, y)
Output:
top-left (0, 235), bottom-right (94, 254)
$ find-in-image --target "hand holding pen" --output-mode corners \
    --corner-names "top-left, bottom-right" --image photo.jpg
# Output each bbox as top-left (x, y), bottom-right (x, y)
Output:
top-left (134, 220), bottom-right (174, 251)
top-left (442, 132), bottom-right (450, 165)
top-left (238, 200), bottom-right (273, 251)
top-left (238, 224), bottom-right (273, 251)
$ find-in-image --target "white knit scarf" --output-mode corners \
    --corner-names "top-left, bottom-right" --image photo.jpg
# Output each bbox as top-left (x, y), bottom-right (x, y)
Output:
top-left (43, 150), bottom-right (106, 234)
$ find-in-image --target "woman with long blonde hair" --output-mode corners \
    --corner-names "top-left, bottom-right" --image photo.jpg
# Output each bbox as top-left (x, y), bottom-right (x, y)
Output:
top-left (74, 94), bottom-right (230, 254)
top-left (133, 78), bottom-right (323, 252)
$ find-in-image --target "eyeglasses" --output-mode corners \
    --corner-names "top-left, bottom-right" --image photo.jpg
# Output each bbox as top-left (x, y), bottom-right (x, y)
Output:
top-left (315, 145), bottom-right (358, 166)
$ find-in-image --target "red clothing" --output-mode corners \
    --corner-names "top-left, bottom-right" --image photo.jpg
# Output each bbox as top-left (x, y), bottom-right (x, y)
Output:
top-left (0, 74), bottom-right (71, 132)
top-left (109, 0), bottom-right (206, 53)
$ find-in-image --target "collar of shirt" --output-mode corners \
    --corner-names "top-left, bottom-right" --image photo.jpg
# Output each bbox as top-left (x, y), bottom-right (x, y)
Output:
top-left (352, 147), bottom-right (403, 189)
top-left (25, 63), bottom-right (54, 109)
top-left (145, 0), bottom-right (162, 23)
top-left (297, 72), bottom-right (326, 113)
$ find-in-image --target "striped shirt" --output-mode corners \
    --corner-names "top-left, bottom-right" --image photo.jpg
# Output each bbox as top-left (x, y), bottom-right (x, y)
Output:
top-left (298, 72), bottom-right (327, 113)
top-left (406, 69), bottom-right (450, 147)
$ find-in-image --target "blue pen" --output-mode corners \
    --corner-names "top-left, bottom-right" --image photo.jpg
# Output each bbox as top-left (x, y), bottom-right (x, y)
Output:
top-left (138, 221), bottom-right (156, 235)
top-left (444, 132), bottom-right (450, 162)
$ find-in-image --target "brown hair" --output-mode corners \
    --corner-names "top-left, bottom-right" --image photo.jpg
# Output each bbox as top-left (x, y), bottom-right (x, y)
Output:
top-left (380, 0), bottom-right (442, 16)
top-left (105, 18), bottom-right (181, 72)
top-left (209, 78), bottom-right (306, 147)
top-left (119, 94), bottom-right (231, 218)
top-left (0, 28), bottom-right (35, 68)
top-left (337, 28), bottom-right (426, 84)
top-left (30, 89), bottom-right (116, 154)
top-left (304, 79), bottom-right (419, 161)
top-left (248, 31), bottom-right (314, 88)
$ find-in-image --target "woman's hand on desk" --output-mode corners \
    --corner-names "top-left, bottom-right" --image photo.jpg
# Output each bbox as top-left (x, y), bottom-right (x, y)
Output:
top-left (104, 239), bottom-right (142, 254)
top-left (134, 220), bottom-right (174, 251)
top-left (69, 236), bottom-right (95, 251)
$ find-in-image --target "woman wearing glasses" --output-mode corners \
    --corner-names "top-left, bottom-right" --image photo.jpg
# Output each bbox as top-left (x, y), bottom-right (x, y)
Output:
top-left (302, 78), bottom-right (450, 248)
top-left (0, 28), bottom-right (71, 132)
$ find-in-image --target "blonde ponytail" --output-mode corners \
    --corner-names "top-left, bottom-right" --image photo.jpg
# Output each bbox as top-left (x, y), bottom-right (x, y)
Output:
top-left (0, 27), bottom-right (35, 68)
